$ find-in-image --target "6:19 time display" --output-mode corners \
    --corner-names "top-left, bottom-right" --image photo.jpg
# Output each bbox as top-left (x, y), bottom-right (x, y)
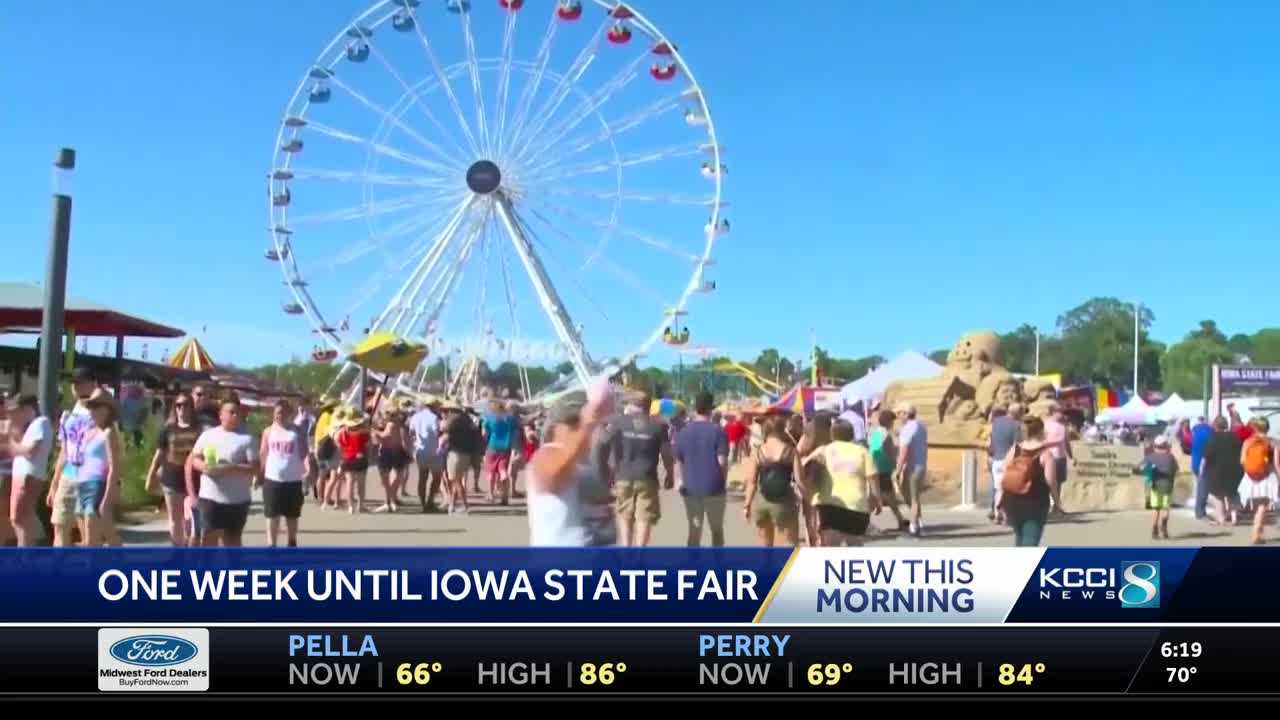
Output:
top-left (1160, 642), bottom-right (1203, 659)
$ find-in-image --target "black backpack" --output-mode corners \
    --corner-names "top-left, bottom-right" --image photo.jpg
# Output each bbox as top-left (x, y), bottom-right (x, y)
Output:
top-left (757, 449), bottom-right (795, 503)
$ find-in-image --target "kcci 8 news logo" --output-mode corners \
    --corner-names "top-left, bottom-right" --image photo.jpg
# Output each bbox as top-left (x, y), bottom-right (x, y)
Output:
top-left (1037, 561), bottom-right (1160, 609)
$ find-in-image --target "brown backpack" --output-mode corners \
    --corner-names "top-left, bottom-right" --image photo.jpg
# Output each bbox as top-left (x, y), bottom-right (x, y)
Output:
top-left (1002, 447), bottom-right (1041, 496)
top-left (1243, 436), bottom-right (1273, 482)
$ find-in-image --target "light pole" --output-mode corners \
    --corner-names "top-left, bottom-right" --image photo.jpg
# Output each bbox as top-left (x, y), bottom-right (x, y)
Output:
top-left (1133, 303), bottom-right (1141, 395)
top-left (38, 148), bottom-right (75, 418)
top-left (1034, 328), bottom-right (1041, 376)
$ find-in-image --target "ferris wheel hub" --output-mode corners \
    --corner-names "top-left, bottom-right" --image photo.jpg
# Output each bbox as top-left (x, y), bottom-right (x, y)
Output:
top-left (466, 160), bottom-right (502, 195)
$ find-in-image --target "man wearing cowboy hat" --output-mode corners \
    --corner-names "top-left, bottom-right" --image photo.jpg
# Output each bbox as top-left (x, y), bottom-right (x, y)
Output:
top-left (409, 396), bottom-right (446, 513)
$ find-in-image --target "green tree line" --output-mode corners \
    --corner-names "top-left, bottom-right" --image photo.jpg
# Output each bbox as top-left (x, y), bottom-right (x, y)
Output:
top-left (243, 297), bottom-right (1279, 401)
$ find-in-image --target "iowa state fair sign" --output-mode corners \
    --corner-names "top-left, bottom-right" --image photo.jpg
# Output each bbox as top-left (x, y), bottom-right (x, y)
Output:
top-left (1218, 366), bottom-right (1280, 393)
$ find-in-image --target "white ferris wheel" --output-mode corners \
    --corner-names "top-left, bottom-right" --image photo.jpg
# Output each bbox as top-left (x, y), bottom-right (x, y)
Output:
top-left (268, 0), bottom-right (729, 397)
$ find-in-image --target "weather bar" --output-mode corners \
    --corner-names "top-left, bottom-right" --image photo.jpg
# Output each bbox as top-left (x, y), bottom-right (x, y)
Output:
top-left (0, 627), bottom-right (1274, 696)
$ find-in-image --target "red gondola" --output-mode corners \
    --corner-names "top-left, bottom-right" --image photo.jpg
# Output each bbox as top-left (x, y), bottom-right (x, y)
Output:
top-left (650, 63), bottom-right (677, 81)
top-left (608, 4), bottom-right (634, 19)
top-left (312, 347), bottom-right (338, 363)
top-left (499, 0), bottom-right (523, 9)
top-left (606, 24), bottom-right (631, 44)
top-left (557, 0), bottom-right (581, 20)
top-left (652, 41), bottom-right (675, 55)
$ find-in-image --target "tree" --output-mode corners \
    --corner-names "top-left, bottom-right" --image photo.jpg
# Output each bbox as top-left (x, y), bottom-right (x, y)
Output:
top-left (1228, 333), bottom-right (1254, 358)
top-left (827, 355), bottom-right (884, 383)
top-left (1190, 320), bottom-right (1227, 346)
top-left (1248, 329), bottom-right (1280, 365)
top-left (247, 360), bottom-right (341, 397)
top-left (752, 348), bottom-right (792, 387)
top-left (1160, 338), bottom-right (1234, 398)
top-left (928, 349), bottom-right (950, 365)
top-left (554, 361), bottom-right (575, 378)
top-left (1056, 297), bottom-right (1157, 388)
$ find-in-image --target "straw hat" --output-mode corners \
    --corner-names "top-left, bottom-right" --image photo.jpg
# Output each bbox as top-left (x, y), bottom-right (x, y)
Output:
top-left (85, 389), bottom-right (117, 411)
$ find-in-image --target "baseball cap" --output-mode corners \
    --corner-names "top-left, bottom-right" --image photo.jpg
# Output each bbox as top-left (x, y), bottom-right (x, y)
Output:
top-left (1153, 435), bottom-right (1170, 448)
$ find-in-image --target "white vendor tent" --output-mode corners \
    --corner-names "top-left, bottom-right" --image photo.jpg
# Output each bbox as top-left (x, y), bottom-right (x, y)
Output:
top-left (1154, 394), bottom-right (1207, 422)
top-left (839, 350), bottom-right (943, 409)
top-left (1096, 396), bottom-right (1156, 425)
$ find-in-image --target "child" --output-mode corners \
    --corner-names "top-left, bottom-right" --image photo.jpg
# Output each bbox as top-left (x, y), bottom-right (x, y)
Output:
top-left (1134, 435), bottom-right (1178, 540)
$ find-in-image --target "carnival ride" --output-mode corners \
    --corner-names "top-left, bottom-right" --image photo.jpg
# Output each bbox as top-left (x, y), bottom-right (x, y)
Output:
top-left (712, 360), bottom-right (783, 396)
top-left (266, 0), bottom-right (728, 404)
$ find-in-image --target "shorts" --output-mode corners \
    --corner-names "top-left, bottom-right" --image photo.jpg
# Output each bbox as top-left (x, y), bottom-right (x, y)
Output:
top-left (873, 472), bottom-right (895, 497)
top-left (752, 497), bottom-right (799, 533)
top-left (901, 466), bottom-right (926, 505)
top-left (990, 459), bottom-right (1007, 491)
top-left (817, 504), bottom-right (871, 536)
top-left (377, 448), bottom-right (410, 474)
top-left (198, 499), bottom-right (251, 534)
top-left (1149, 490), bottom-right (1172, 511)
top-left (75, 480), bottom-right (106, 517)
top-left (682, 494), bottom-right (727, 529)
top-left (160, 465), bottom-right (187, 495)
top-left (415, 449), bottom-right (443, 471)
top-left (341, 457), bottom-right (369, 473)
top-left (484, 449), bottom-right (512, 476)
top-left (615, 477), bottom-right (661, 524)
top-left (317, 437), bottom-right (338, 463)
top-left (1054, 457), bottom-right (1069, 485)
top-left (263, 480), bottom-right (305, 519)
top-left (52, 475), bottom-right (77, 526)
top-left (446, 451), bottom-right (472, 482)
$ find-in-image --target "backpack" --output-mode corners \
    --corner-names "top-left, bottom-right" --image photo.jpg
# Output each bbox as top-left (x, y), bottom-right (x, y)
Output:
top-left (1243, 436), bottom-right (1273, 482)
top-left (757, 448), bottom-right (795, 503)
top-left (1001, 447), bottom-right (1041, 496)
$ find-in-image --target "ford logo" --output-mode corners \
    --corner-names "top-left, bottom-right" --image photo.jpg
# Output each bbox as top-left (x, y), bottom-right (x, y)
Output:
top-left (109, 635), bottom-right (198, 667)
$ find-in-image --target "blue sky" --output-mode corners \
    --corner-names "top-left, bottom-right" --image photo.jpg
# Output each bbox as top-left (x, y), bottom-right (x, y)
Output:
top-left (3, 1), bottom-right (1278, 371)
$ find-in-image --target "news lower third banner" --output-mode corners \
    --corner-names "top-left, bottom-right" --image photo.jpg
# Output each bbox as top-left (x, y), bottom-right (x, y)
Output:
top-left (0, 548), bottom-right (1273, 624)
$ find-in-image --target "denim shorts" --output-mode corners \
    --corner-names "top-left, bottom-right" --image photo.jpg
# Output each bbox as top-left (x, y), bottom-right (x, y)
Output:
top-left (75, 480), bottom-right (106, 517)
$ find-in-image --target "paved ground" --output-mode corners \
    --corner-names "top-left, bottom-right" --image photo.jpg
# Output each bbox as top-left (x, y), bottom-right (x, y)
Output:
top-left (118, 467), bottom-right (1269, 547)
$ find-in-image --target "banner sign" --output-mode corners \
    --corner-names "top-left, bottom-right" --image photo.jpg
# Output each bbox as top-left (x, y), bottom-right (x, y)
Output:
top-left (0, 548), bottom-right (1276, 624)
top-left (1217, 365), bottom-right (1280, 393)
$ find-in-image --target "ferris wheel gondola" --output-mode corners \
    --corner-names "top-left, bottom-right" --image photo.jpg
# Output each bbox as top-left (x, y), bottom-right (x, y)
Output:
top-left (269, 0), bottom-right (727, 397)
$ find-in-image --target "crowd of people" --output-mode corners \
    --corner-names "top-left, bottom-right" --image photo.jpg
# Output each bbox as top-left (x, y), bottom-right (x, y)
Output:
top-left (3, 366), bottom-right (1278, 548)
top-left (986, 402), bottom-right (1280, 545)
top-left (527, 391), bottom-right (933, 549)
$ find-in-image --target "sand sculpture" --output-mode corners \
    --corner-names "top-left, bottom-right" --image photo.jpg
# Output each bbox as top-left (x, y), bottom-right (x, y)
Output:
top-left (882, 330), bottom-right (1054, 446)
